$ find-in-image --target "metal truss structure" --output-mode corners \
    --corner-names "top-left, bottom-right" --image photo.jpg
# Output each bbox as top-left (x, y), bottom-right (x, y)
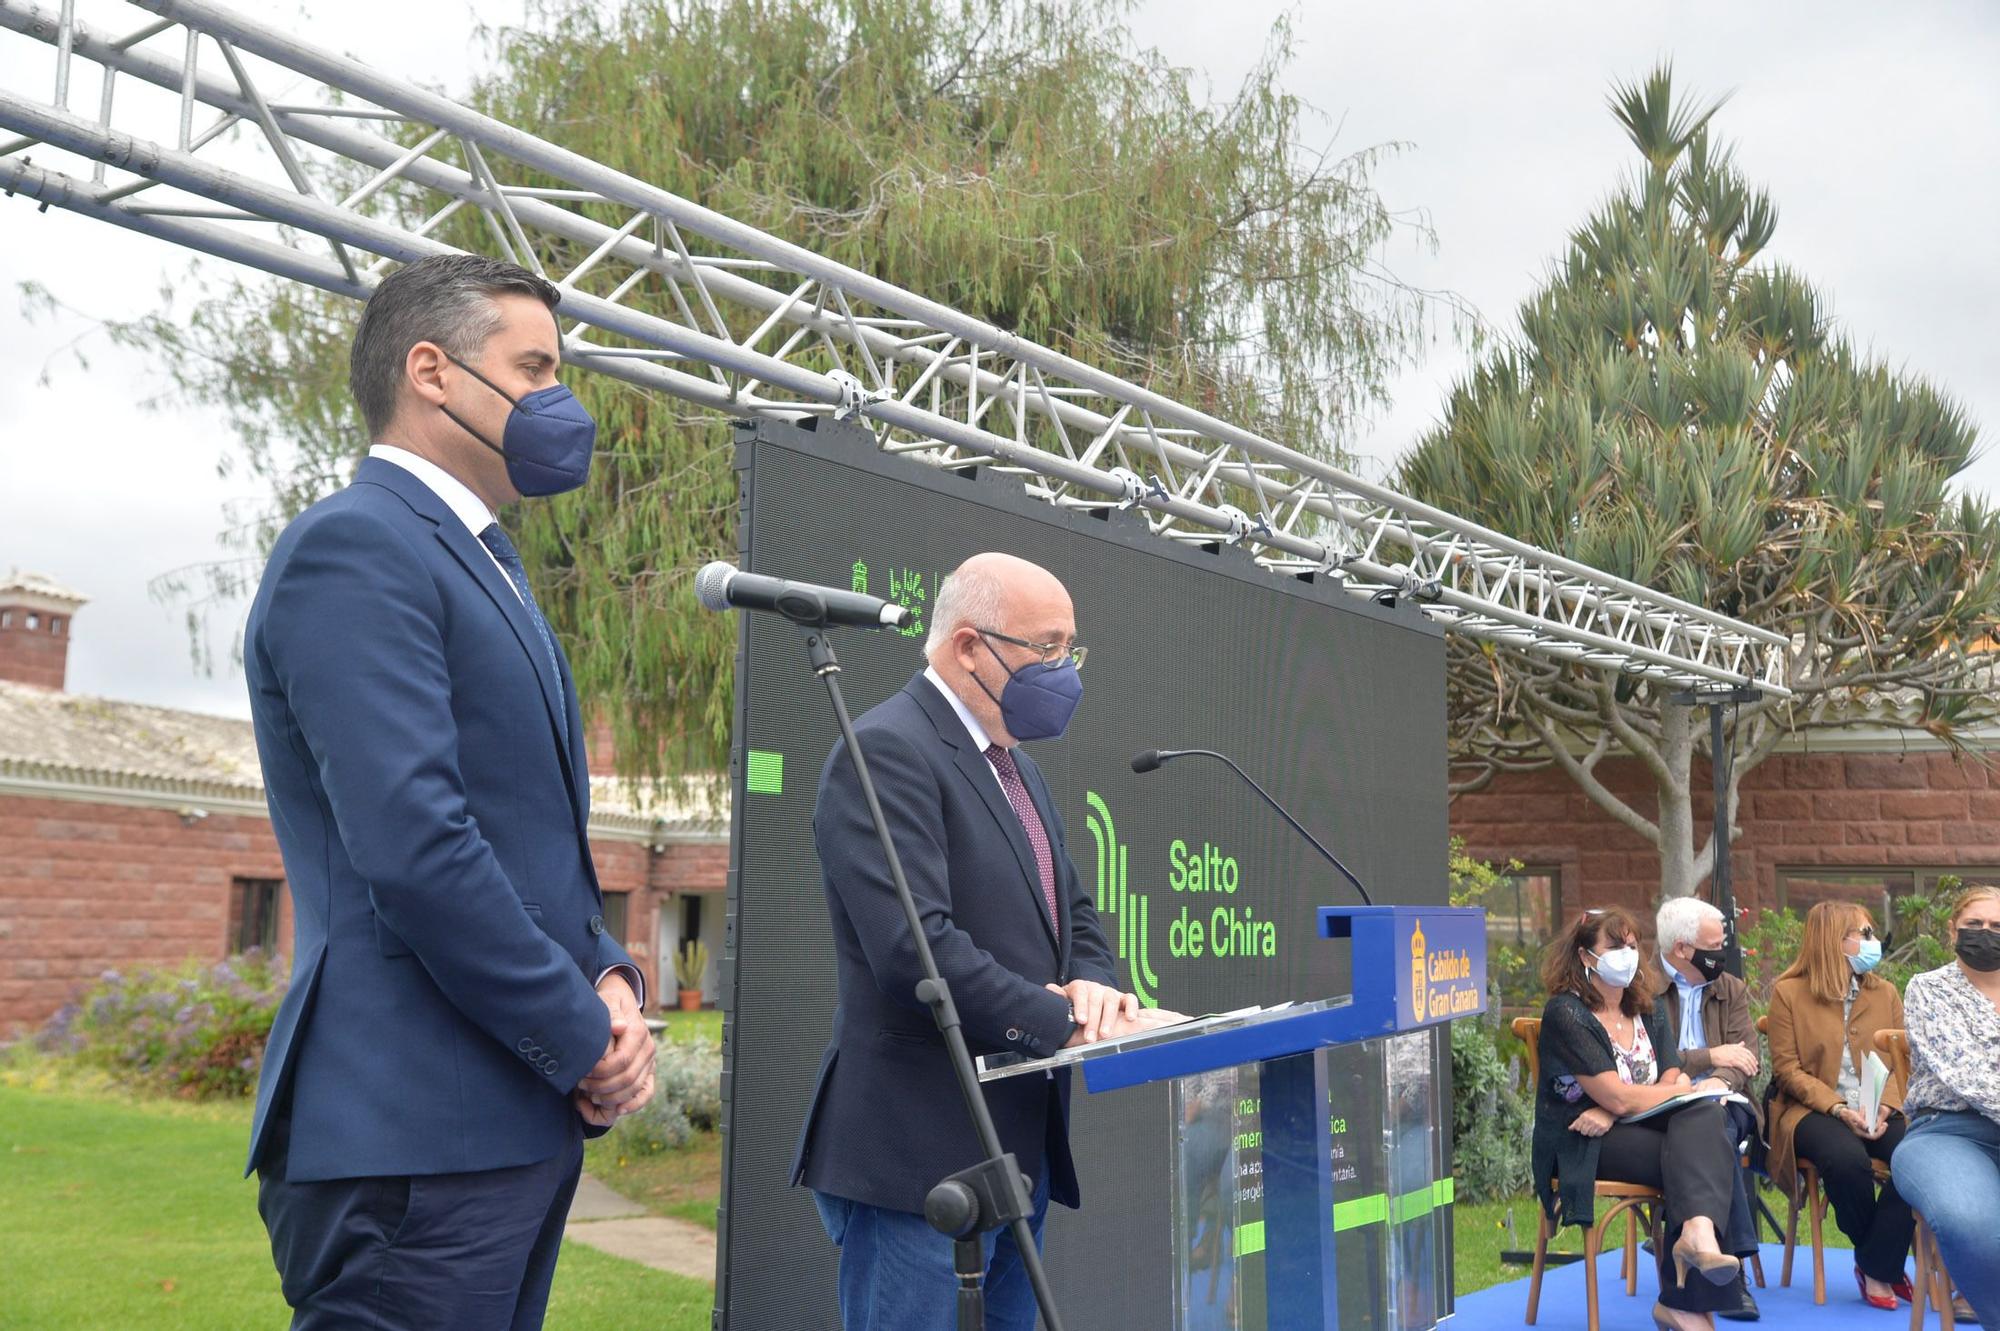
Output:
top-left (0, 0), bottom-right (1790, 695)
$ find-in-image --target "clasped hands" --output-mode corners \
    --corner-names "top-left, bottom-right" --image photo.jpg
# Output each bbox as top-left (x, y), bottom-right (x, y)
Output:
top-left (1051, 979), bottom-right (1186, 1048)
top-left (1837, 1102), bottom-right (1891, 1140)
top-left (574, 973), bottom-right (658, 1128)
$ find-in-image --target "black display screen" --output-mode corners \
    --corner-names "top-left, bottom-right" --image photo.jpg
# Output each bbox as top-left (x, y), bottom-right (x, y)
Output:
top-left (715, 417), bottom-right (1449, 1328)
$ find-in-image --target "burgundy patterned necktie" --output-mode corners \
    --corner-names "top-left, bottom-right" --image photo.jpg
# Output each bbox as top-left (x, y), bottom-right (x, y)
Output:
top-left (984, 744), bottom-right (1060, 932)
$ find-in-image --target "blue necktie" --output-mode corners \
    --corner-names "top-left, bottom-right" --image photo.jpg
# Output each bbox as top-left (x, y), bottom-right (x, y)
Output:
top-left (478, 523), bottom-right (570, 747)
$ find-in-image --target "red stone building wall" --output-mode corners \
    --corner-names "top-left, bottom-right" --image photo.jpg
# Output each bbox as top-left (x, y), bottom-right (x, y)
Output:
top-left (0, 612), bottom-right (72, 689)
top-left (0, 797), bottom-right (288, 1037)
top-left (0, 790), bottom-right (727, 1037)
top-left (1450, 750), bottom-right (2000, 924)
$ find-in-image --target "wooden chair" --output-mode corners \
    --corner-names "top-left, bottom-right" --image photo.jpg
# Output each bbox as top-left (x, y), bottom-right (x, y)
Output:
top-left (1877, 1029), bottom-right (1956, 1331)
top-left (1514, 1017), bottom-right (1665, 1331)
top-left (1759, 1014), bottom-right (1898, 1307)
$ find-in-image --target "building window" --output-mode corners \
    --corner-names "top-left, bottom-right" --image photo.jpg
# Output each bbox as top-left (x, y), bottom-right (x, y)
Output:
top-left (1, 610), bottom-right (11, 628)
top-left (23, 613), bottom-right (38, 631)
top-left (601, 890), bottom-right (629, 945)
top-left (50, 616), bottom-right (63, 635)
top-left (1487, 866), bottom-right (1560, 947)
top-left (231, 877), bottom-right (283, 954)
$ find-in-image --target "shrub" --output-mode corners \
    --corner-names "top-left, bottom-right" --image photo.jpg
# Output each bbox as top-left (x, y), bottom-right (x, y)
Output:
top-left (1450, 1016), bottom-right (1533, 1203)
top-left (615, 1036), bottom-right (723, 1156)
top-left (1884, 873), bottom-right (1962, 992)
top-left (41, 951), bottom-right (288, 1099)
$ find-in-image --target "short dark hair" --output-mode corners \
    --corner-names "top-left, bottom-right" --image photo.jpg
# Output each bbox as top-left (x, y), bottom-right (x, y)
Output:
top-left (348, 253), bottom-right (561, 437)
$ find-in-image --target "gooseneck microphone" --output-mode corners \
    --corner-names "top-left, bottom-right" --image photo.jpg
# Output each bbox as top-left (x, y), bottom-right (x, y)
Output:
top-left (695, 561), bottom-right (912, 630)
top-left (1131, 748), bottom-right (1373, 905)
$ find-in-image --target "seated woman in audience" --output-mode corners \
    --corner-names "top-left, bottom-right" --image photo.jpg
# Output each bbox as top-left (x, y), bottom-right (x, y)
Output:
top-left (1766, 900), bottom-right (1914, 1309)
top-left (1532, 908), bottom-right (1752, 1331)
top-left (1891, 884), bottom-right (2000, 1327)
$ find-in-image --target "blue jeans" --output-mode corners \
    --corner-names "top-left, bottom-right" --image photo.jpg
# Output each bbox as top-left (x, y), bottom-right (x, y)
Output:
top-left (813, 1172), bottom-right (1052, 1331)
top-left (1891, 1109), bottom-right (2000, 1325)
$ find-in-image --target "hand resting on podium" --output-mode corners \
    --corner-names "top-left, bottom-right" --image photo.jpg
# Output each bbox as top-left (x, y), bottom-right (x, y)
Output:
top-left (1048, 978), bottom-right (1189, 1047)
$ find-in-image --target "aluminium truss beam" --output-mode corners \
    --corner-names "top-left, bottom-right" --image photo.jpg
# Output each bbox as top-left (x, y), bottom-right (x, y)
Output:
top-left (0, 0), bottom-right (1792, 695)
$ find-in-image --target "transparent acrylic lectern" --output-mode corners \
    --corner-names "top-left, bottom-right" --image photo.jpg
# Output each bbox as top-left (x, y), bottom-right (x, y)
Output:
top-left (977, 905), bottom-right (1486, 1331)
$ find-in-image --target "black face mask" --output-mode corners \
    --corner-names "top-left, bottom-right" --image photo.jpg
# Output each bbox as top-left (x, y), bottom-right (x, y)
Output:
top-left (1688, 946), bottom-right (1728, 983)
top-left (1956, 926), bottom-right (2000, 974)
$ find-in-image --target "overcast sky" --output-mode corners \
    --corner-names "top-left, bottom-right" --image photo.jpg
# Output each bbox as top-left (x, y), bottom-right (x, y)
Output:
top-left (2, 1), bottom-right (1996, 719)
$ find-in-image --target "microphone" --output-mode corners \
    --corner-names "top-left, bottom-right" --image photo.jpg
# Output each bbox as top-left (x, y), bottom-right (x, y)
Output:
top-left (695, 561), bottom-right (912, 630)
top-left (1131, 748), bottom-right (1372, 905)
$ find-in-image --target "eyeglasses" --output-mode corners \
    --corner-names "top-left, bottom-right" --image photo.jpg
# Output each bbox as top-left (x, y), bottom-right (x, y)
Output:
top-left (976, 627), bottom-right (1087, 672)
top-left (1847, 926), bottom-right (1877, 941)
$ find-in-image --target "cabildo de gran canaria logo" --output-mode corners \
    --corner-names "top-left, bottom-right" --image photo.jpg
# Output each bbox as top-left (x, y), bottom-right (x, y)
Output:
top-left (1084, 791), bottom-right (1281, 1009)
top-left (1407, 915), bottom-right (1480, 1022)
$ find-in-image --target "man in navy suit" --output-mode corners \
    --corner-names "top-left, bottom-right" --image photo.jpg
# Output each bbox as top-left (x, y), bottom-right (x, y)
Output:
top-left (244, 253), bottom-right (656, 1330)
top-left (794, 552), bottom-right (1167, 1331)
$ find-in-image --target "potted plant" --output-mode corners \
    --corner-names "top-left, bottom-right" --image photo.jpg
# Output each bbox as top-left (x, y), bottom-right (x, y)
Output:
top-left (674, 939), bottom-right (709, 1012)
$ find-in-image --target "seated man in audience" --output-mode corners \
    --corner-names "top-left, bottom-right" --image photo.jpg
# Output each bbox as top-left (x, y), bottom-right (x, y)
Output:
top-left (1656, 897), bottom-right (1764, 1323)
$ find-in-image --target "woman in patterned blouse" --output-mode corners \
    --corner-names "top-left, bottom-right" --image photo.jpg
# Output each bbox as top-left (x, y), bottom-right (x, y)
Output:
top-left (1529, 909), bottom-right (1751, 1331)
top-left (1890, 884), bottom-right (2000, 1327)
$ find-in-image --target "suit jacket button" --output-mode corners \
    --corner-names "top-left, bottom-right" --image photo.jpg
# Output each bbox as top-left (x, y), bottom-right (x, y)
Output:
top-left (518, 1038), bottom-right (534, 1053)
top-left (1006, 1027), bottom-right (1022, 1043)
top-left (589, 914), bottom-right (605, 936)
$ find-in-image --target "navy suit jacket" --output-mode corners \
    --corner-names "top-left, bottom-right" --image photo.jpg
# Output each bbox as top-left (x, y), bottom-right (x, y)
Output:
top-left (791, 673), bottom-right (1118, 1215)
top-left (243, 456), bottom-right (635, 1183)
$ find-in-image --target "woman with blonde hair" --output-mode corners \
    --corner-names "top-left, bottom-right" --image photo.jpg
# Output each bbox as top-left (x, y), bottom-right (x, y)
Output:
top-left (1766, 900), bottom-right (1914, 1309)
top-left (1530, 908), bottom-right (1751, 1331)
top-left (1890, 884), bottom-right (2000, 1325)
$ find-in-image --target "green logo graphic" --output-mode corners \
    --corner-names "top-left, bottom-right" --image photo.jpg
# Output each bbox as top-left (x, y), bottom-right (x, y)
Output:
top-left (1084, 791), bottom-right (1160, 1008)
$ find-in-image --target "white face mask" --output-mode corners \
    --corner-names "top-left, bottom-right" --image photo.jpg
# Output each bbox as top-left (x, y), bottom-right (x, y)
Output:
top-left (1588, 945), bottom-right (1641, 990)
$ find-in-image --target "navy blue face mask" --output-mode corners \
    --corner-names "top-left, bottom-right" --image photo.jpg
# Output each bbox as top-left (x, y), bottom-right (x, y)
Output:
top-left (973, 633), bottom-right (1083, 741)
top-left (441, 352), bottom-right (597, 497)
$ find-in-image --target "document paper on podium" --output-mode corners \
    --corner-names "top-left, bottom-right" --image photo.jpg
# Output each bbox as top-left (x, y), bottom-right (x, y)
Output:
top-left (973, 1003), bottom-right (1299, 1082)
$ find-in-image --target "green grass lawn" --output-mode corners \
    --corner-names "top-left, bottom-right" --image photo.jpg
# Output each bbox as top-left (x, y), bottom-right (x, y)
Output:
top-left (584, 1129), bottom-right (722, 1231)
top-left (0, 1083), bottom-right (711, 1330)
top-left (0, 1050), bottom-right (1542, 1325)
top-left (651, 1008), bottom-right (723, 1045)
top-left (1452, 1195), bottom-right (1539, 1295)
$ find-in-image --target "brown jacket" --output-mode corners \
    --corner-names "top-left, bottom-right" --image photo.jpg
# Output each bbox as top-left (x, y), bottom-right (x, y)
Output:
top-left (1765, 971), bottom-right (1906, 1194)
top-left (1658, 969), bottom-right (1764, 1135)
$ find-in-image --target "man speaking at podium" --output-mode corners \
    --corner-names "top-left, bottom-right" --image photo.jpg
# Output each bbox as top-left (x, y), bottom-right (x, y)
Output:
top-left (794, 552), bottom-right (1152, 1331)
top-left (242, 254), bottom-right (655, 1330)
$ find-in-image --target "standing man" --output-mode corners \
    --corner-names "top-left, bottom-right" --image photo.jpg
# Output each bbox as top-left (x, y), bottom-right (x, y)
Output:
top-left (245, 253), bottom-right (656, 1330)
top-left (794, 552), bottom-right (1158, 1330)
top-left (1656, 896), bottom-right (1764, 1322)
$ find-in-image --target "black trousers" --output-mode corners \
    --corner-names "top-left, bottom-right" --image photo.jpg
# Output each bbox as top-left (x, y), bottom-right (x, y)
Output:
top-left (257, 1110), bottom-right (585, 1330)
top-left (1791, 1109), bottom-right (1913, 1284)
top-left (1598, 1100), bottom-right (1742, 1313)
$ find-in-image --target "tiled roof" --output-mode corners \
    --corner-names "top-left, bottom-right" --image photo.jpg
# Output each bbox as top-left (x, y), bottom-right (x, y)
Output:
top-left (0, 569), bottom-right (87, 606)
top-left (0, 680), bottom-right (727, 839)
top-left (0, 680), bottom-right (263, 799)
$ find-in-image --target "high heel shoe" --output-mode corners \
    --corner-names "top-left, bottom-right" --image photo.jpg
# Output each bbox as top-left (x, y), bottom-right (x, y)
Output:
top-left (1854, 1266), bottom-right (1898, 1311)
top-left (1672, 1235), bottom-right (1741, 1287)
top-left (1653, 1300), bottom-right (1715, 1331)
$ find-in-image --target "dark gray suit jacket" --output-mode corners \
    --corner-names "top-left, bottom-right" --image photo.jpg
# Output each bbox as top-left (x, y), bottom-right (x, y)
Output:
top-left (791, 672), bottom-right (1117, 1214)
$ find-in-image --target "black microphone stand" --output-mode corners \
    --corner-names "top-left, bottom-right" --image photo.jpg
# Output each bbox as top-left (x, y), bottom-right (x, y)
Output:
top-left (1139, 748), bottom-right (1372, 906)
top-left (798, 615), bottom-right (1067, 1331)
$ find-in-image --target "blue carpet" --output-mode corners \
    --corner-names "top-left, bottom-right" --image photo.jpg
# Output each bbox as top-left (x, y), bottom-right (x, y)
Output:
top-left (1452, 1243), bottom-right (1957, 1329)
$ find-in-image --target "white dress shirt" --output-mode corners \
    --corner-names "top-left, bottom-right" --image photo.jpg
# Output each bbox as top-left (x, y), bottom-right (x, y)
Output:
top-left (367, 444), bottom-right (520, 604)
top-left (923, 665), bottom-right (1008, 796)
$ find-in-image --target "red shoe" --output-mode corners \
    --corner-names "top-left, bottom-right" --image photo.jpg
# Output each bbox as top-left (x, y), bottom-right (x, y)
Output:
top-left (1890, 1274), bottom-right (1915, 1303)
top-left (1856, 1266), bottom-right (1899, 1310)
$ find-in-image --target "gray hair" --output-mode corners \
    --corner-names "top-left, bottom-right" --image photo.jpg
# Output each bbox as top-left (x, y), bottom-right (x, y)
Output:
top-left (348, 253), bottom-right (560, 437)
top-left (1656, 896), bottom-right (1725, 954)
top-left (925, 564), bottom-right (1006, 659)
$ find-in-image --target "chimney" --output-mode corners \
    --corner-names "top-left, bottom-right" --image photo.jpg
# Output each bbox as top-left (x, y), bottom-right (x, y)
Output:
top-left (0, 570), bottom-right (87, 690)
